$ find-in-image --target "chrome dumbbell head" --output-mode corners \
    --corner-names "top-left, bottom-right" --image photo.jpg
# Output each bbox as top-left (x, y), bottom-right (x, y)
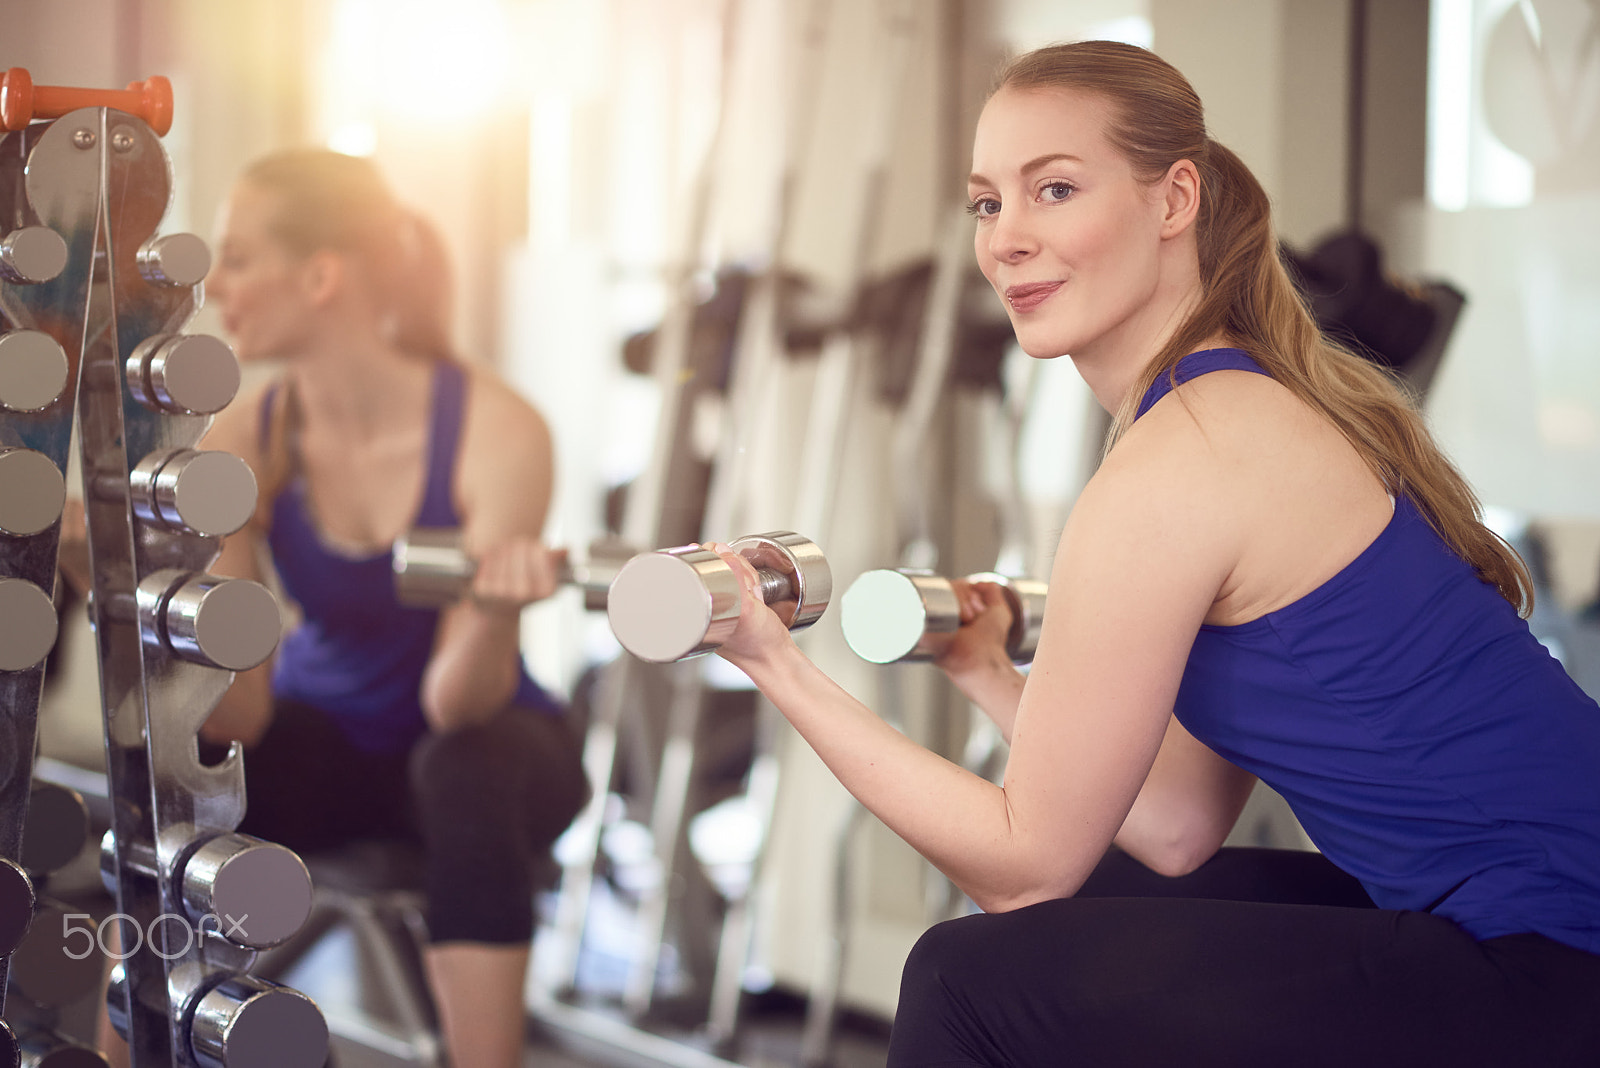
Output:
top-left (136, 570), bottom-right (281, 671)
top-left (840, 569), bottom-right (1048, 665)
top-left (839, 569), bottom-right (961, 664)
top-left (0, 578), bottom-right (59, 673)
top-left (179, 833), bottom-right (314, 950)
top-left (0, 226), bottom-right (68, 285)
top-left (137, 232), bottom-right (211, 288)
top-left (0, 857), bottom-right (35, 958)
top-left (391, 527), bottom-right (476, 608)
top-left (188, 974), bottom-right (329, 1068)
top-left (0, 330), bottom-right (70, 412)
top-left (21, 780), bottom-right (90, 876)
top-left (126, 334), bottom-right (241, 415)
top-left (391, 527), bottom-right (633, 611)
top-left (8, 901), bottom-right (105, 1009)
top-left (130, 448), bottom-right (258, 537)
top-left (0, 447), bottom-right (66, 537)
top-left (606, 531), bottom-right (831, 663)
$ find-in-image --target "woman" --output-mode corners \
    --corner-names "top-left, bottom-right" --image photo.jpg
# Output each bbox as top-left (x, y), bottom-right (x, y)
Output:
top-left (197, 149), bottom-right (586, 1068)
top-left (708, 42), bottom-right (1600, 1065)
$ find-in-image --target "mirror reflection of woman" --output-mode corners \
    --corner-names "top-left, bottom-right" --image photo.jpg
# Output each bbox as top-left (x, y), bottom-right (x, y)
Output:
top-left (710, 42), bottom-right (1600, 1065)
top-left (181, 149), bottom-right (583, 1068)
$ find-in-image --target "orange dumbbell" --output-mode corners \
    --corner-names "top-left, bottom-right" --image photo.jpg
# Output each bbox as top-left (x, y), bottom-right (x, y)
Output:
top-left (0, 67), bottom-right (173, 136)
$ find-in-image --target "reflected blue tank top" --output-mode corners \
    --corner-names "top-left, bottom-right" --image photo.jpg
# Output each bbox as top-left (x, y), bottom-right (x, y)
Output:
top-left (1144, 348), bottom-right (1600, 953)
top-left (263, 361), bottom-right (559, 754)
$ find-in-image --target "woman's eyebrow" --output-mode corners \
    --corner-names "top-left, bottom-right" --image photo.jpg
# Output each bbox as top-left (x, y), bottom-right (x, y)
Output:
top-left (968, 152), bottom-right (1086, 188)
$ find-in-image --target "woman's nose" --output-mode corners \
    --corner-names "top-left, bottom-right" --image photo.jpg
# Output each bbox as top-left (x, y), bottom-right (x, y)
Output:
top-left (984, 209), bottom-right (1036, 264)
top-left (205, 268), bottom-right (230, 302)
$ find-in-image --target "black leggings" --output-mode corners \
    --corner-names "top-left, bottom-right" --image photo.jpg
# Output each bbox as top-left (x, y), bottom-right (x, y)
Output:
top-left (233, 698), bottom-right (588, 945)
top-left (889, 848), bottom-right (1600, 1067)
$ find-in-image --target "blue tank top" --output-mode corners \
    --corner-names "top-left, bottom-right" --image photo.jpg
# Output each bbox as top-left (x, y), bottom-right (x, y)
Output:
top-left (263, 360), bottom-right (559, 754)
top-left (1142, 348), bottom-right (1600, 953)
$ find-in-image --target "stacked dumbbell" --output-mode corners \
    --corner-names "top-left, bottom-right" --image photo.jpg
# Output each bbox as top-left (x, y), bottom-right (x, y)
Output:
top-left (1, 783), bottom-right (108, 1067)
top-left (605, 531), bottom-right (832, 663)
top-left (391, 527), bottom-right (638, 612)
top-left (840, 568), bottom-right (1048, 664)
top-left (0, 88), bottom-right (91, 1068)
top-left (1, 70), bottom-right (328, 1067)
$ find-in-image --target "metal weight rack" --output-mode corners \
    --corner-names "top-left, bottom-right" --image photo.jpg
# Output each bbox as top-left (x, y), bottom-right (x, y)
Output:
top-left (0, 69), bottom-right (327, 1067)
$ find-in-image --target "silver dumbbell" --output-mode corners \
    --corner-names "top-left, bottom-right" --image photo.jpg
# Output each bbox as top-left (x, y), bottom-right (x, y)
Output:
top-left (0, 578), bottom-right (59, 673)
top-left (840, 569), bottom-right (1048, 664)
top-left (391, 527), bottom-right (636, 612)
top-left (17, 1029), bottom-right (112, 1067)
top-left (606, 531), bottom-right (831, 663)
top-left (100, 831), bottom-right (313, 951)
top-left (135, 570), bottom-right (282, 672)
top-left (106, 966), bottom-right (328, 1068)
top-left (0, 329), bottom-right (70, 412)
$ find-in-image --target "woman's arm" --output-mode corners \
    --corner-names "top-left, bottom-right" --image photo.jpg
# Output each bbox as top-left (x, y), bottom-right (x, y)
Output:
top-left (936, 580), bottom-right (1256, 878)
top-left (199, 528), bottom-right (277, 747)
top-left (418, 369), bottom-right (558, 732)
top-left (196, 383), bottom-right (279, 748)
top-left (718, 412), bottom-right (1245, 912)
top-left (1112, 714), bottom-right (1256, 875)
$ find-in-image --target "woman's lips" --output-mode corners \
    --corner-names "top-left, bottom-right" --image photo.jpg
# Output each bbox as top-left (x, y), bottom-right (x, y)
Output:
top-left (1005, 281), bottom-right (1063, 313)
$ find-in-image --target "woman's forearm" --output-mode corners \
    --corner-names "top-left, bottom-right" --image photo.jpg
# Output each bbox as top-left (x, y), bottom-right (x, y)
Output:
top-left (731, 641), bottom-right (1088, 911)
top-left (420, 605), bottom-right (522, 731)
top-left (945, 659), bottom-right (1028, 743)
top-left (201, 662), bottom-right (275, 747)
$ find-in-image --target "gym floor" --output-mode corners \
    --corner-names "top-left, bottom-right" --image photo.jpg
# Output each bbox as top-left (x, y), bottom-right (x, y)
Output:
top-left (32, 769), bottom-right (894, 1068)
top-left (279, 881), bottom-right (896, 1068)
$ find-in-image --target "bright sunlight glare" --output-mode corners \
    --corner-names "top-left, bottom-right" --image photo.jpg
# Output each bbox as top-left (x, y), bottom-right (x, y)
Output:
top-left (327, 0), bottom-right (512, 131)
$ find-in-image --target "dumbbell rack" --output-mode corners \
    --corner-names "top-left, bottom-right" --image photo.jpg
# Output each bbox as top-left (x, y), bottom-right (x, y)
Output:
top-left (0, 74), bottom-right (325, 1066)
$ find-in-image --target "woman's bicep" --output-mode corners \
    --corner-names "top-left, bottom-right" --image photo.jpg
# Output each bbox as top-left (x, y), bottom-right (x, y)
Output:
top-left (456, 373), bottom-right (554, 548)
top-left (1115, 715), bottom-right (1256, 875)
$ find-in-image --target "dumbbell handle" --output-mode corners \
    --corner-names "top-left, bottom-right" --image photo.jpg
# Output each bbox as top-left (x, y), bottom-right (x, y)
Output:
top-left (750, 566), bottom-right (795, 603)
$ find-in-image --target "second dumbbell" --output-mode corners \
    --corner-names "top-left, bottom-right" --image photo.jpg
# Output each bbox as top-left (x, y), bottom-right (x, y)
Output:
top-left (840, 569), bottom-right (1048, 665)
top-left (606, 531), bottom-right (831, 663)
top-left (391, 527), bottom-right (635, 611)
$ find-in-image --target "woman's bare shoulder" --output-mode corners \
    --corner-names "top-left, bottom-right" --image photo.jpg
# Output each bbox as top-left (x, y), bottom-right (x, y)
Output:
top-left (1128, 366), bottom-right (1342, 481)
top-left (200, 372), bottom-right (285, 467)
top-left (459, 362), bottom-right (550, 450)
top-left (453, 362), bottom-right (554, 531)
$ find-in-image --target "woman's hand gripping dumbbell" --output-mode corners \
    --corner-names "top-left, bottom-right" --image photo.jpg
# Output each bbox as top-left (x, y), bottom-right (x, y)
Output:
top-left (840, 568), bottom-right (1048, 667)
top-left (391, 527), bottom-right (635, 612)
top-left (606, 532), bottom-right (831, 663)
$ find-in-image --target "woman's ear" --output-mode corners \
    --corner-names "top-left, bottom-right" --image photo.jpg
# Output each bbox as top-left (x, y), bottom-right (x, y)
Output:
top-left (298, 248), bottom-right (345, 308)
top-left (1159, 158), bottom-right (1202, 239)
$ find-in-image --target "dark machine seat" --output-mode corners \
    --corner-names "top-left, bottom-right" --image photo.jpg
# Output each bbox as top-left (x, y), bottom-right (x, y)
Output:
top-left (254, 839), bottom-right (444, 1068)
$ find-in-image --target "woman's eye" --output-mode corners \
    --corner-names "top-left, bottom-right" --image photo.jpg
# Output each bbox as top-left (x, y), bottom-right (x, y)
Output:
top-left (964, 196), bottom-right (1000, 219)
top-left (1041, 182), bottom-right (1075, 203)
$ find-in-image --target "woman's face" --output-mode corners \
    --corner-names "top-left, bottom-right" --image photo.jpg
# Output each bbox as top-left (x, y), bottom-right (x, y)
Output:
top-left (968, 87), bottom-right (1171, 364)
top-left (207, 183), bottom-right (317, 362)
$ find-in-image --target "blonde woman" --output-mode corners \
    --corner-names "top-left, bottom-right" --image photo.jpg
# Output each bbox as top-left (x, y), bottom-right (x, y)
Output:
top-left (708, 42), bottom-right (1600, 1065)
top-left (198, 150), bottom-right (585, 1068)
